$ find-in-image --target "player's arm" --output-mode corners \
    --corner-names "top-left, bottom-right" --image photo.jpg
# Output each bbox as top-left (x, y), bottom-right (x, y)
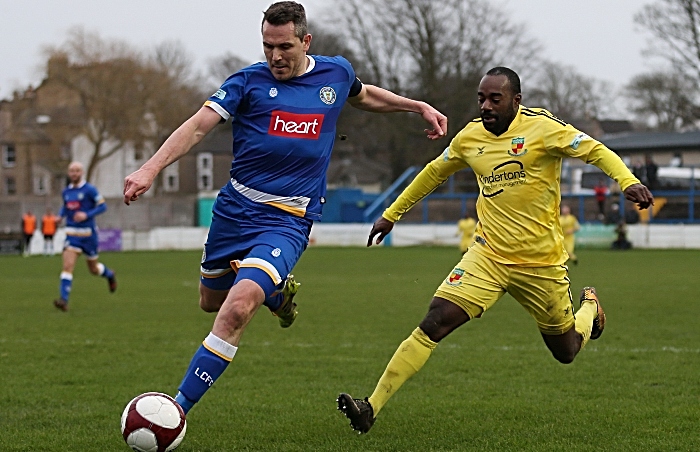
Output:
top-left (347, 83), bottom-right (447, 140)
top-left (368, 150), bottom-right (466, 246)
top-left (548, 126), bottom-right (654, 209)
top-left (584, 145), bottom-right (654, 209)
top-left (123, 107), bottom-right (221, 205)
top-left (82, 197), bottom-right (107, 220)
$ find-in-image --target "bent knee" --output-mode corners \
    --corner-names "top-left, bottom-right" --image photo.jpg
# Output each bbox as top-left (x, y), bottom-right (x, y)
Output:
top-left (551, 350), bottom-right (577, 364)
top-left (199, 296), bottom-right (223, 312)
top-left (199, 285), bottom-right (228, 312)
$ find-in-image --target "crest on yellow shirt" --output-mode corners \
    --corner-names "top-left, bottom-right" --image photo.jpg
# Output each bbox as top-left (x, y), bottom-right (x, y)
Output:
top-left (508, 137), bottom-right (528, 156)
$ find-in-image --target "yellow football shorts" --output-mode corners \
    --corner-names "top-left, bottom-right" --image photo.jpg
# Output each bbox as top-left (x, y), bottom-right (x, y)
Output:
top-left (435, 250), bottom-right (575, 335)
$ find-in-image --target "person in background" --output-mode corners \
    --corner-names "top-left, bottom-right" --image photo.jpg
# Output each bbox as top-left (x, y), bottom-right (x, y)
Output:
top-left (456, 211), bottom-right (476, 255)
top-left (593, 178), bottom-right (608, 220)
top-left (645, 155), bottom-right (658, 191)
top-left (559, 204), bottom-right (580, 265)
top-left (612, 221), bottom-right (632, 250)
top-left (54, 161), bottom-right (117, 311)
top-left (21, 210), bottom-right (37, 257)
top-left (41, 208), bottom-right (60, 256)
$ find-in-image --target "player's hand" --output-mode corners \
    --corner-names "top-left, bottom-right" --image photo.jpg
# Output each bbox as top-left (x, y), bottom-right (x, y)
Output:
top-left (367, 217), bottom-right (394, 247)
top-left (123, 167), bottom-right (157, 205)
top-left (623, 183), bottom-right (654, 210)
top-left (420, 104), bottom-right (447, 140)
top-left (73, 211), bottom-right (88, 222)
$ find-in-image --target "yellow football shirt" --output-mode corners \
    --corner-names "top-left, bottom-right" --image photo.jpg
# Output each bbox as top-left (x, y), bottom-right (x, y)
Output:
top-left (383, 106), bottom-right (640, 266)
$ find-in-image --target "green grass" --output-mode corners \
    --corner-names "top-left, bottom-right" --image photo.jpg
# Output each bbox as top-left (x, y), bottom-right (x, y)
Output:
top-left (1, 247), bottom-right (699, 451)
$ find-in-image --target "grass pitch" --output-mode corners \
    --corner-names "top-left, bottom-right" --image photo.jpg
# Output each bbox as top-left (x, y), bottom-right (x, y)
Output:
top-left (1, 247), bottom-right (699, 451)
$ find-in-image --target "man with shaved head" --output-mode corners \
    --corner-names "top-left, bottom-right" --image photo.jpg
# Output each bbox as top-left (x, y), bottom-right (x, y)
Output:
top-left (54, 161), bottom-right (117, 311)
top-left (337, 67), bottom-right (654, 433)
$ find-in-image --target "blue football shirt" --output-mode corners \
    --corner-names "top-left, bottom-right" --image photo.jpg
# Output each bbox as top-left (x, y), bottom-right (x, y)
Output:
top-left (204, 55), bottom-right (357, 221)
top-left (60, 181), bottom-right (105, 237)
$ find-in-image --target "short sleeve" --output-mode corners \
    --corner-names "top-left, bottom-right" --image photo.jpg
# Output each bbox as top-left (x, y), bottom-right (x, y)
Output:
top-left (204, 70), bottom-right (248, 121)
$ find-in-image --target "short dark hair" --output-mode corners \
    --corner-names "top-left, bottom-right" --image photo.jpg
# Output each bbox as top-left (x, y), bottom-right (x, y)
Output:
top-left (486, 67), bottom-right (521, 96)
top-left (262, 1), bottom-right (308, 40)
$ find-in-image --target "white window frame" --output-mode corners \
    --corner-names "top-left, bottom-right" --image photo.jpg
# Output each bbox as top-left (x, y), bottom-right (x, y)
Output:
top-left (163, 161), bottom-right (179, 192)
top-left (2, 143), bottom-right (16, 168)
top-left (5, 176), bottom-right (16, 195)
top-left (33, 173), bottom-right (49, 195)
top-left (197, 152), bottom-right (214, 192)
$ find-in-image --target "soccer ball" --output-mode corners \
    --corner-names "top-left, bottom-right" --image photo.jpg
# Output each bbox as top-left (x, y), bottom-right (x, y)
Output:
top-left (121, 392), bottom-right (187, 452)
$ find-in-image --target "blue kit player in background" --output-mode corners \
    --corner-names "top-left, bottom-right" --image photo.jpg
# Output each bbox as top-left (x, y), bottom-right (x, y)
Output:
top-left (123, 1), bottom-right (447, 416)
top-left (53, 161), bottom-right (117, 311)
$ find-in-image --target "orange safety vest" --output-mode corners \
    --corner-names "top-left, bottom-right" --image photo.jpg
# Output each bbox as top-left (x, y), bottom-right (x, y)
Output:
top-left (42, 215), bottom-right (59, 236)
top-left (22, 214), bottom-right (37, 235)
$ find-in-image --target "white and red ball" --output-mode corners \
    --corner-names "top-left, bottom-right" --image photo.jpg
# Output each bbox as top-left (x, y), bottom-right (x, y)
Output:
top-left (121, 392), bottom-right (187, 452)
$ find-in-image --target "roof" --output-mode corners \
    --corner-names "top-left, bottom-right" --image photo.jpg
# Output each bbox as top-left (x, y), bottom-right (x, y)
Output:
top-left (601, 130), bottom-right (700, 152)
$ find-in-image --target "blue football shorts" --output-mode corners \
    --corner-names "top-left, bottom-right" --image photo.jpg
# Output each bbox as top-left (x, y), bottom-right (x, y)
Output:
top-left (200, 183), bottom-right (312, 298)
top-left (64, 233), bottom-right (99, 259)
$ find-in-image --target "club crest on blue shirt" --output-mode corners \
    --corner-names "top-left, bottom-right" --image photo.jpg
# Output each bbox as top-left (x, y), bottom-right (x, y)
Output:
top-left (269, 87), bottom-right (278, 98)
top-left (319, 87), bottom-right (336, 105)
top-left (271, 248), bottom-right (281, 257)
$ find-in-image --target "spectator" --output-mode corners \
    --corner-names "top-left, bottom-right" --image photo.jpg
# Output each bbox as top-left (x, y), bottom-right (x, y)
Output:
top-left (632, 158), bottom-right (644, 182)
top-left (41, 208), bottom-right (60, 256)
top-left (593, 179), bottom-right (608, 220)
top-left (611, 221), bottom-right (632, 250)
top-left (21, 210), bottom-right (37, 257)
top-left (645, 155), bottom-right (658, 191)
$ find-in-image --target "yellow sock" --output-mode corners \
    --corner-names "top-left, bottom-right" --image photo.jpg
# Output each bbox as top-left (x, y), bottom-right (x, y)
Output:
top-left (367, 328), bottom-right (437, 416)
top-left (574, 301), bottom-right (597, 350)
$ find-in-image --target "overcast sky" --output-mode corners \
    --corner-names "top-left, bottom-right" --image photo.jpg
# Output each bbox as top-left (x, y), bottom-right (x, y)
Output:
top-left (1, 0), bottom-right (661, 101)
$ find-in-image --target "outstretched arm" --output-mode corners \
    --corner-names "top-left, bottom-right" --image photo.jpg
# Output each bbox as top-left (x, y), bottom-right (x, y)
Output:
top-left (585, 146), bottom-right (655, 210)
top-left (367, 153), bottom-right (467, 247)
top-left (123, 106), bottom-right (221, 205)
top-left (347, 84), bottom-right (447, 140)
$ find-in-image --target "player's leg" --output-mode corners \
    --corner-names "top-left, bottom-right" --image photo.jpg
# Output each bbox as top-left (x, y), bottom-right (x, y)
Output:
top-left (509, 265), bottom-right (601, 364)
top-left (199, 284), bottom-right (230, 312)
top-left (176, 193), bottom-right (309, 414)
top-left (338, 251), bottom-right (506, 433)
top-left (23, 234), bottom-right (31, 257)
top-left (82, 234), bottom-right (116, 292)
top-left (54, 244), bottom-right (80, 310)
top-left (175, 270), bottom-right (275, 414)
top-left (85, 257), bottom-right (117, 292)
top-left (366, 298), bottom-right (469, 412)
top-left (541, 287), bottom-right (603, 363)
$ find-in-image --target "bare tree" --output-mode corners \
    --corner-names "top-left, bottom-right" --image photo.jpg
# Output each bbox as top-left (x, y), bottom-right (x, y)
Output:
top-left (323, 0), bottom-right (541, 178)
top-left (527, 62), bottom-right (614, 124)
top-left (206, 52), bottom-right (250, 88)
top-left (635, 0), bottom-right (700, 81)
top-left (625, 71), bottom-right (698, 130)
top-left (44, 27), bottom-right (201, 184)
